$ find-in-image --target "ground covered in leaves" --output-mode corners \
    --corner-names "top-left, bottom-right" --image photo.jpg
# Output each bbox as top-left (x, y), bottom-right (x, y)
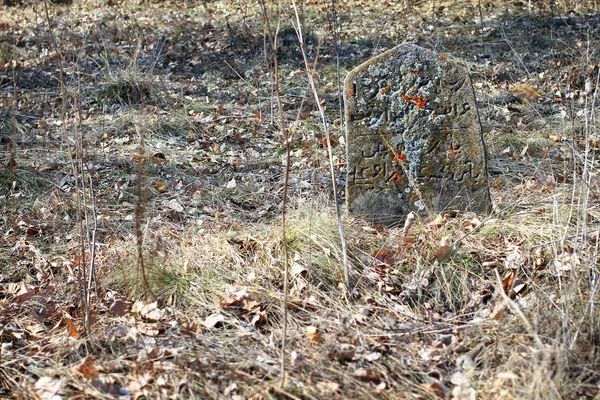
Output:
top-left (2, 0), bottom-right (600, 398)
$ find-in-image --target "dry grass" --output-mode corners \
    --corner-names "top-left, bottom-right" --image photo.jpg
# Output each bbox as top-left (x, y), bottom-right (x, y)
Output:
top-left (2, 0), bottom-right (600, 398)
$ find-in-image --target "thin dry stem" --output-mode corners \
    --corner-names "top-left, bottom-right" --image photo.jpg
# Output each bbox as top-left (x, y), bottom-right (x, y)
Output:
top-left (290, 0), bottom-right (350, 292)
top-left (135, 108), bottom-right (153, 299)
top-left (44, 0), bottom-right (89, 335)
top-left (259, 0), bottom-right (291, 385)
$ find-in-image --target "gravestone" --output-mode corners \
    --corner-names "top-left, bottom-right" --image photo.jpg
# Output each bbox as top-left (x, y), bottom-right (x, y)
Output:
top-left (344, 44), bottom-right (491, 223)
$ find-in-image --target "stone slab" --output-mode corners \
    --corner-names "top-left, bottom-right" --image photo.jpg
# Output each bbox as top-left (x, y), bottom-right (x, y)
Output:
top-left (344, 44), bottom-right (491, 223)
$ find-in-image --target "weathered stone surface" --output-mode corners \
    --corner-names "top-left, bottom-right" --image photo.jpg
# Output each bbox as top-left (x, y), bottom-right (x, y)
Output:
top-left (344, 44), bottom-right (491, 223)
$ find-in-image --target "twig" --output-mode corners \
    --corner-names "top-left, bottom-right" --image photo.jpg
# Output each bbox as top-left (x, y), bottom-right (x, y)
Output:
top-left (44, 0), bottom-right (88, 334)
top-left (135, 108), bottom-right (153, 299)
top-left (259, 0), bottom-right (291, 386)
top-left (85, 175), bottom-right (98, 332)
top-left (10, 55), bottom-right (18, 217)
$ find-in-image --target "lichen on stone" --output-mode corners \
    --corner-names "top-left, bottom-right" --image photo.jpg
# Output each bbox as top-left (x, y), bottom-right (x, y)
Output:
top-left (344, 44), bottom-right (491, 224)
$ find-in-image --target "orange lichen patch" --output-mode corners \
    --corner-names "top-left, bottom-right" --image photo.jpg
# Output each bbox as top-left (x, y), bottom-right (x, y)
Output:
top-left (447, 144), bottom-right (459, 157)
top-left (347, 89), bottom-right (355, 97)
top-left (393, 153), bottom-right (407, 162)
top-left (403, 93), bottom-right (429, 109)
top-left (380, 87), bottom-right (387, 94)
top-left (413, 95), bottom-right (428, 109)
top-left (390, 170), bottom-right (403, 183)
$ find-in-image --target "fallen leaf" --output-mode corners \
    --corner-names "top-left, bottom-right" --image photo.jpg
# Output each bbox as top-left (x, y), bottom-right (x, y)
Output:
top-left (490, 303), bottom-right (506, 320)
top-left (154, 180), bottom-right (168, 193)
top-left (452, 385), bottom-right (476, 400)
top-left (35, 377), bottom-right (62, 400)
top-left (77, 356), bottom-right (99, 379)
top-left (14, 288), bottom-right (37, 303)
top-left (353, 368), bottom-right (382, 382)
top-left (549, 134), bottom-right (563, 142)
top-left (226, 178), bottom-right (237, 189)
top-left (203, 313), bottom-right (225, 328)
top-left (250, 310), bottom-right (266, 327)
top-left (501, 270), bottom-right (516, 293)
top-left (430, 381), bottom-right (449, 399)
top-left (109, 300), bottom-right (129, 317)
top-left (64, 316), bottom-right (79, 338)
top-left (316, 381), bottom-right (340, 395)
top-left (433, 245), bottom-right (453, 261)
top-left (364, 352), bottom-right (381, 362)
top-left (152, 153), bottom-right (166, 164)
top-left (449, 371), bottom-right (469, 386)
top-left (361, 225), bottom-right (380, 234)
top-left (307, 326), bottom-right (324, 343)
top-left (140, 302), bottom-right (165, 321)
top-left (330, 344), bottom-right (355, 362)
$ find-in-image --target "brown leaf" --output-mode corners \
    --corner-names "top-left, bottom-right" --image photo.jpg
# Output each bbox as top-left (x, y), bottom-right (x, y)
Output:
top-left (306, 326), bottom-right (324, 343)
top-left (490, 303), bottom-right (506, 320)
top-left (220, 298), bottom-right (240, 307)
top-left (512, 83), bottom-right (542, 101)
top-left (549, 134), bottom-right (563, 142)
top-left (242, 299), bottom-right (261, 311)
top-left (154, 180), bottom-right (168, 194)
top-left (77, 356), bottom-right (99, 379)
top-left (372, 247), bottom-right (398, 268)
top-left (353, 368), bottom-right (382, 382)
top-left (64, 316), bottom-right (79, 338)
top-left (109, 300), bottom-right (130, 317)
top-left (147, 347), bottom-right (161, 360)
top-left (330, 345), bottom-right (355, 362)
top-left (501, 270), bottom-right (516, 293)
top-left (152, 153), bottom-right (166, 164)
top-left (433, 245), bottom-right (453, 261)
top-left (14, 288), bottom-right (37, 303)
top-left (430, 381), bottom-right (449, 399)
top-left (250, 310), bottom-right (266, 327)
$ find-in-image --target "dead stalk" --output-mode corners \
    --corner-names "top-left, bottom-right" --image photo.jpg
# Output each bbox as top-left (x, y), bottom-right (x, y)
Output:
top-left (44, 1), bottom-right (89, 335)
top-left (9, 62), bottom-right (17, 217)
top-left (290, 0), bottom-right (351, 292)
top-left (135, 108), bottom-right (153, 299)
top-left (259, 0), bottom-right (291, 385)
top-left (85, 175), bottom-right (98, 332)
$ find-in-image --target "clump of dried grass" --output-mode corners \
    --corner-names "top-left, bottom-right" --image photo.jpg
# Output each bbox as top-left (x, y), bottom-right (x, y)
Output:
top-left (108, 194), bottom-right (358, 315)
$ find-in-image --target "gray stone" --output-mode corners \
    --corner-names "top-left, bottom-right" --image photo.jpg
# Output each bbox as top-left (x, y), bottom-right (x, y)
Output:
top-left (344, 44), bottom-right (491, 224)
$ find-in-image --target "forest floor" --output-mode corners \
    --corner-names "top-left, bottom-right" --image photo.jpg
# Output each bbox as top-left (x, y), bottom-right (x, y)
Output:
top-left (2, 0), bottom-right (600, 398)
